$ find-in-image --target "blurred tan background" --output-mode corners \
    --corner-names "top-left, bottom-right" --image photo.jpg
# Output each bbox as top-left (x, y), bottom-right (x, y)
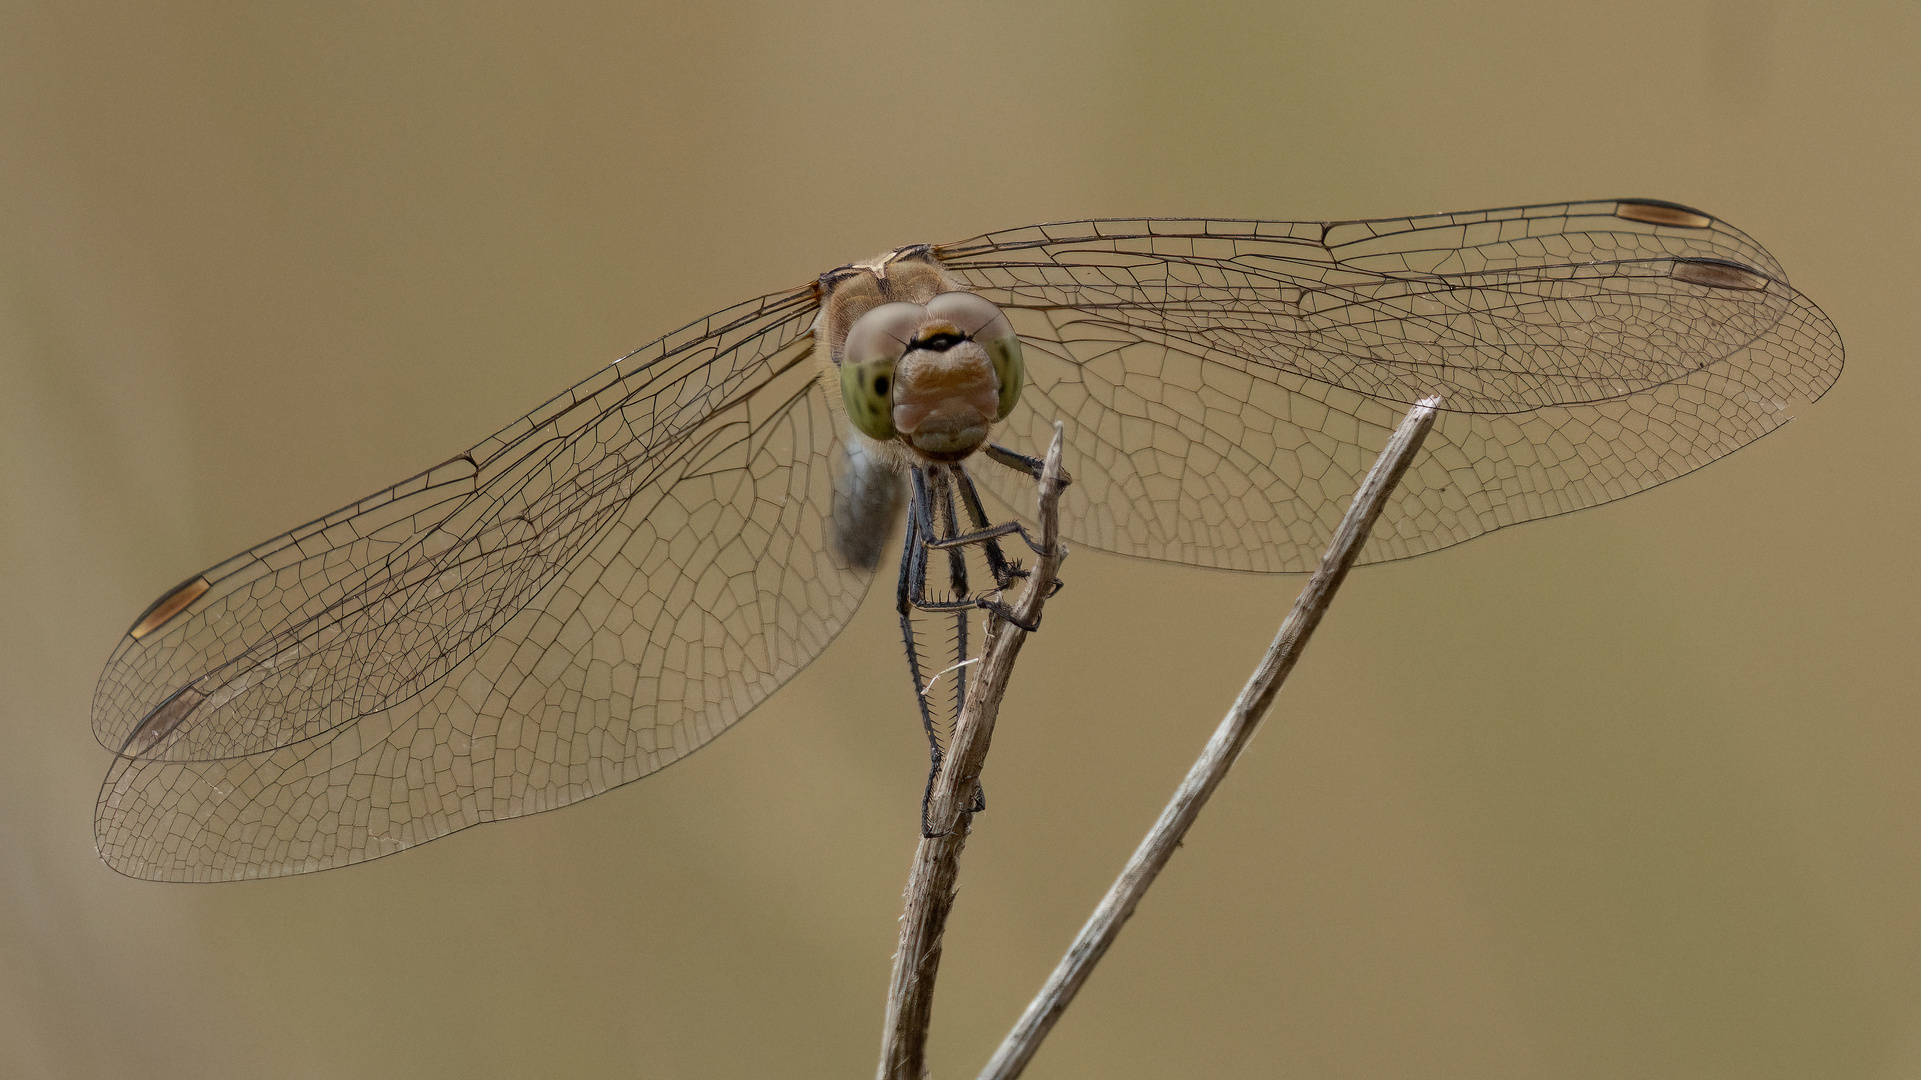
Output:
top-left (1, 1), bottom-right (1912, 1076)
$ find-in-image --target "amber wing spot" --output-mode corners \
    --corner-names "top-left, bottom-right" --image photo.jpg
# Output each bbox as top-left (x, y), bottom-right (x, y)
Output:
top-left (128, 576), bottom-right (211, 640)
top-left (1615, 200), bottom-right (1714, 228)
top-left (1671, 258), bottom-right (1771, 291)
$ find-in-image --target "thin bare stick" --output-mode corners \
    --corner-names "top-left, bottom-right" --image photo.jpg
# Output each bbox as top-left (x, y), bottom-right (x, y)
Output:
top-left (978, 396), bottom-right (1439, 1080)
top-left (879, 422), bottom-right (1069, 1080)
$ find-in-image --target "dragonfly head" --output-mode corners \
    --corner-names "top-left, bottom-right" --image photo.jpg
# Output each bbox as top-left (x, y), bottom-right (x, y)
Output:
top-left (835, 290), bottom-right (1023, 461)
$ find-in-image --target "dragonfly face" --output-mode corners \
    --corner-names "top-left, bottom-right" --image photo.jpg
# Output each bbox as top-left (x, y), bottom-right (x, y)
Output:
top-left (823, 248), bottom-right (1024, 461)
top-left (90, 200), bottom-right (1844, 880)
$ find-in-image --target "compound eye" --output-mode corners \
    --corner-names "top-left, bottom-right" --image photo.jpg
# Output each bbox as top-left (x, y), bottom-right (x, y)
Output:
top-left (925, 291), bottom-right (1013, 341)
top-left (843, 302), bottom-right (925, 367)
top-left (926, 291), bottom-right (1023, 421)
top-left (839, 301), bottom-right (926, 440)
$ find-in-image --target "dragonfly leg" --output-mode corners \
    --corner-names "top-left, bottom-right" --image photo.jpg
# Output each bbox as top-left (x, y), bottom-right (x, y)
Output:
top-left (952, 464), bottom-right (1067, 592)
top-left (907, 460), bottom-right (1062, 629)
top-left (930, 469), bottom-right (972, 628)
top-left (924, 518), bottom-right (1032, 554)
top-left (929, 469), bottom-right (971, 722)
top-left (931, 470), bottom-right (986, 819)
top-left (972, 450), bottom-right (1071, 573)
top-left (983, 442), bottom-right (1072, 486)
top-left (908, 567), bottom-right (1047, 632)
top-left (896, 477), bottom-right (947, 786)
top-left (901, 462), bottom-right (1065, 630)
top-left (902, 467), bottom-right (986, 832)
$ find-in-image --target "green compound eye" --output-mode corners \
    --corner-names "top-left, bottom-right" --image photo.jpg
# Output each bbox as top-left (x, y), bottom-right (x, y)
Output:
top-left (982, 333), bottom-right (1022, 421)
top-left (839, 301), bottom-right (923, 441)
top-left (839, 355), bottom-right (898, 440)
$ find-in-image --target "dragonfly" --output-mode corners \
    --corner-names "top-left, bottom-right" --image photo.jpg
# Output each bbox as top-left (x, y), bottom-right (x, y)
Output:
top-left (91, 199), bottom-right (1843, 881)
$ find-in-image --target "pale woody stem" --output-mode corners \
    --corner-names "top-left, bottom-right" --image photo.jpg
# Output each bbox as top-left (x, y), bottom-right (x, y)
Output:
top-left (977, 396), bottom-right (1440, 1080)
top-left (879, 422), bottom-right (1069, 1080)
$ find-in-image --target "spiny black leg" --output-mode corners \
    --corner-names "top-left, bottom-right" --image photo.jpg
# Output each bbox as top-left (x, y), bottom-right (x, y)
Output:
top-left (909, 570), bottom-right (1046, 630)
top-left (928, 466), bottom-right (985, 826)
top-left (902, 465), bottom-right (1061, 628)
top-left (909, 572), bottom-right (1050, 632)
top-left (930, 463), bottom-right (1057, 563)
top-left (984, 442), bottom-right (1070, 485)
top-left (907, 466), bottom-right (940, 553)
top-left (897, 469), bottom-right (946, 787)
top-left (953, 464), bottom-right (1021, 588)
top-left (907, 466), bottom-right (981, 618)
top-left (902, 466), bottom-right (992, 830)
top-left (929, 468), bottom-right (970, 718)
top-left (924, 518), bottom-right (1031, 552)
top-left (908, 464), bottom-right (985, 616)
top-left (931, 468), bottom-right (970, 608)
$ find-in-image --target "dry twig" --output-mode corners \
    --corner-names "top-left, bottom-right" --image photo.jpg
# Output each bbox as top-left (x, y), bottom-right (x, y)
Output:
top-left (879, 422), bottom-right (1069, 1080)
top-left (978, 396), bottom-right (1440, 1080)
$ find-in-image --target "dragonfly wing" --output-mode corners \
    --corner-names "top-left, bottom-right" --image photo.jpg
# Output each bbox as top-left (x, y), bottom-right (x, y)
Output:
top-left (940, 200), bottom-right (1844, 571)
top-left (96, 287), bottom-right (877, 880)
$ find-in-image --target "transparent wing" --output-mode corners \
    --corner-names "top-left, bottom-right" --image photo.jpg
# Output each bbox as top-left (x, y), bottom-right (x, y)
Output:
top-left (93, 284), bottom-right (875, 880)
top-left (939, 199), bottom-right (1844, 572)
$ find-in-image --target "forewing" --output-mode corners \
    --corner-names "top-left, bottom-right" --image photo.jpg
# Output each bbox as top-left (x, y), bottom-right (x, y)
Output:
top-left (95, 286), bottom-right (876, 880)
top-left (939, 200), bottom-right (1843, 571)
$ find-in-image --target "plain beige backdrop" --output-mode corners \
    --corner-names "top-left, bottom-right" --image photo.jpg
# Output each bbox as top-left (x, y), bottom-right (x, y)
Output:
top-left (2, 2), bottom-right (1912, 1077)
